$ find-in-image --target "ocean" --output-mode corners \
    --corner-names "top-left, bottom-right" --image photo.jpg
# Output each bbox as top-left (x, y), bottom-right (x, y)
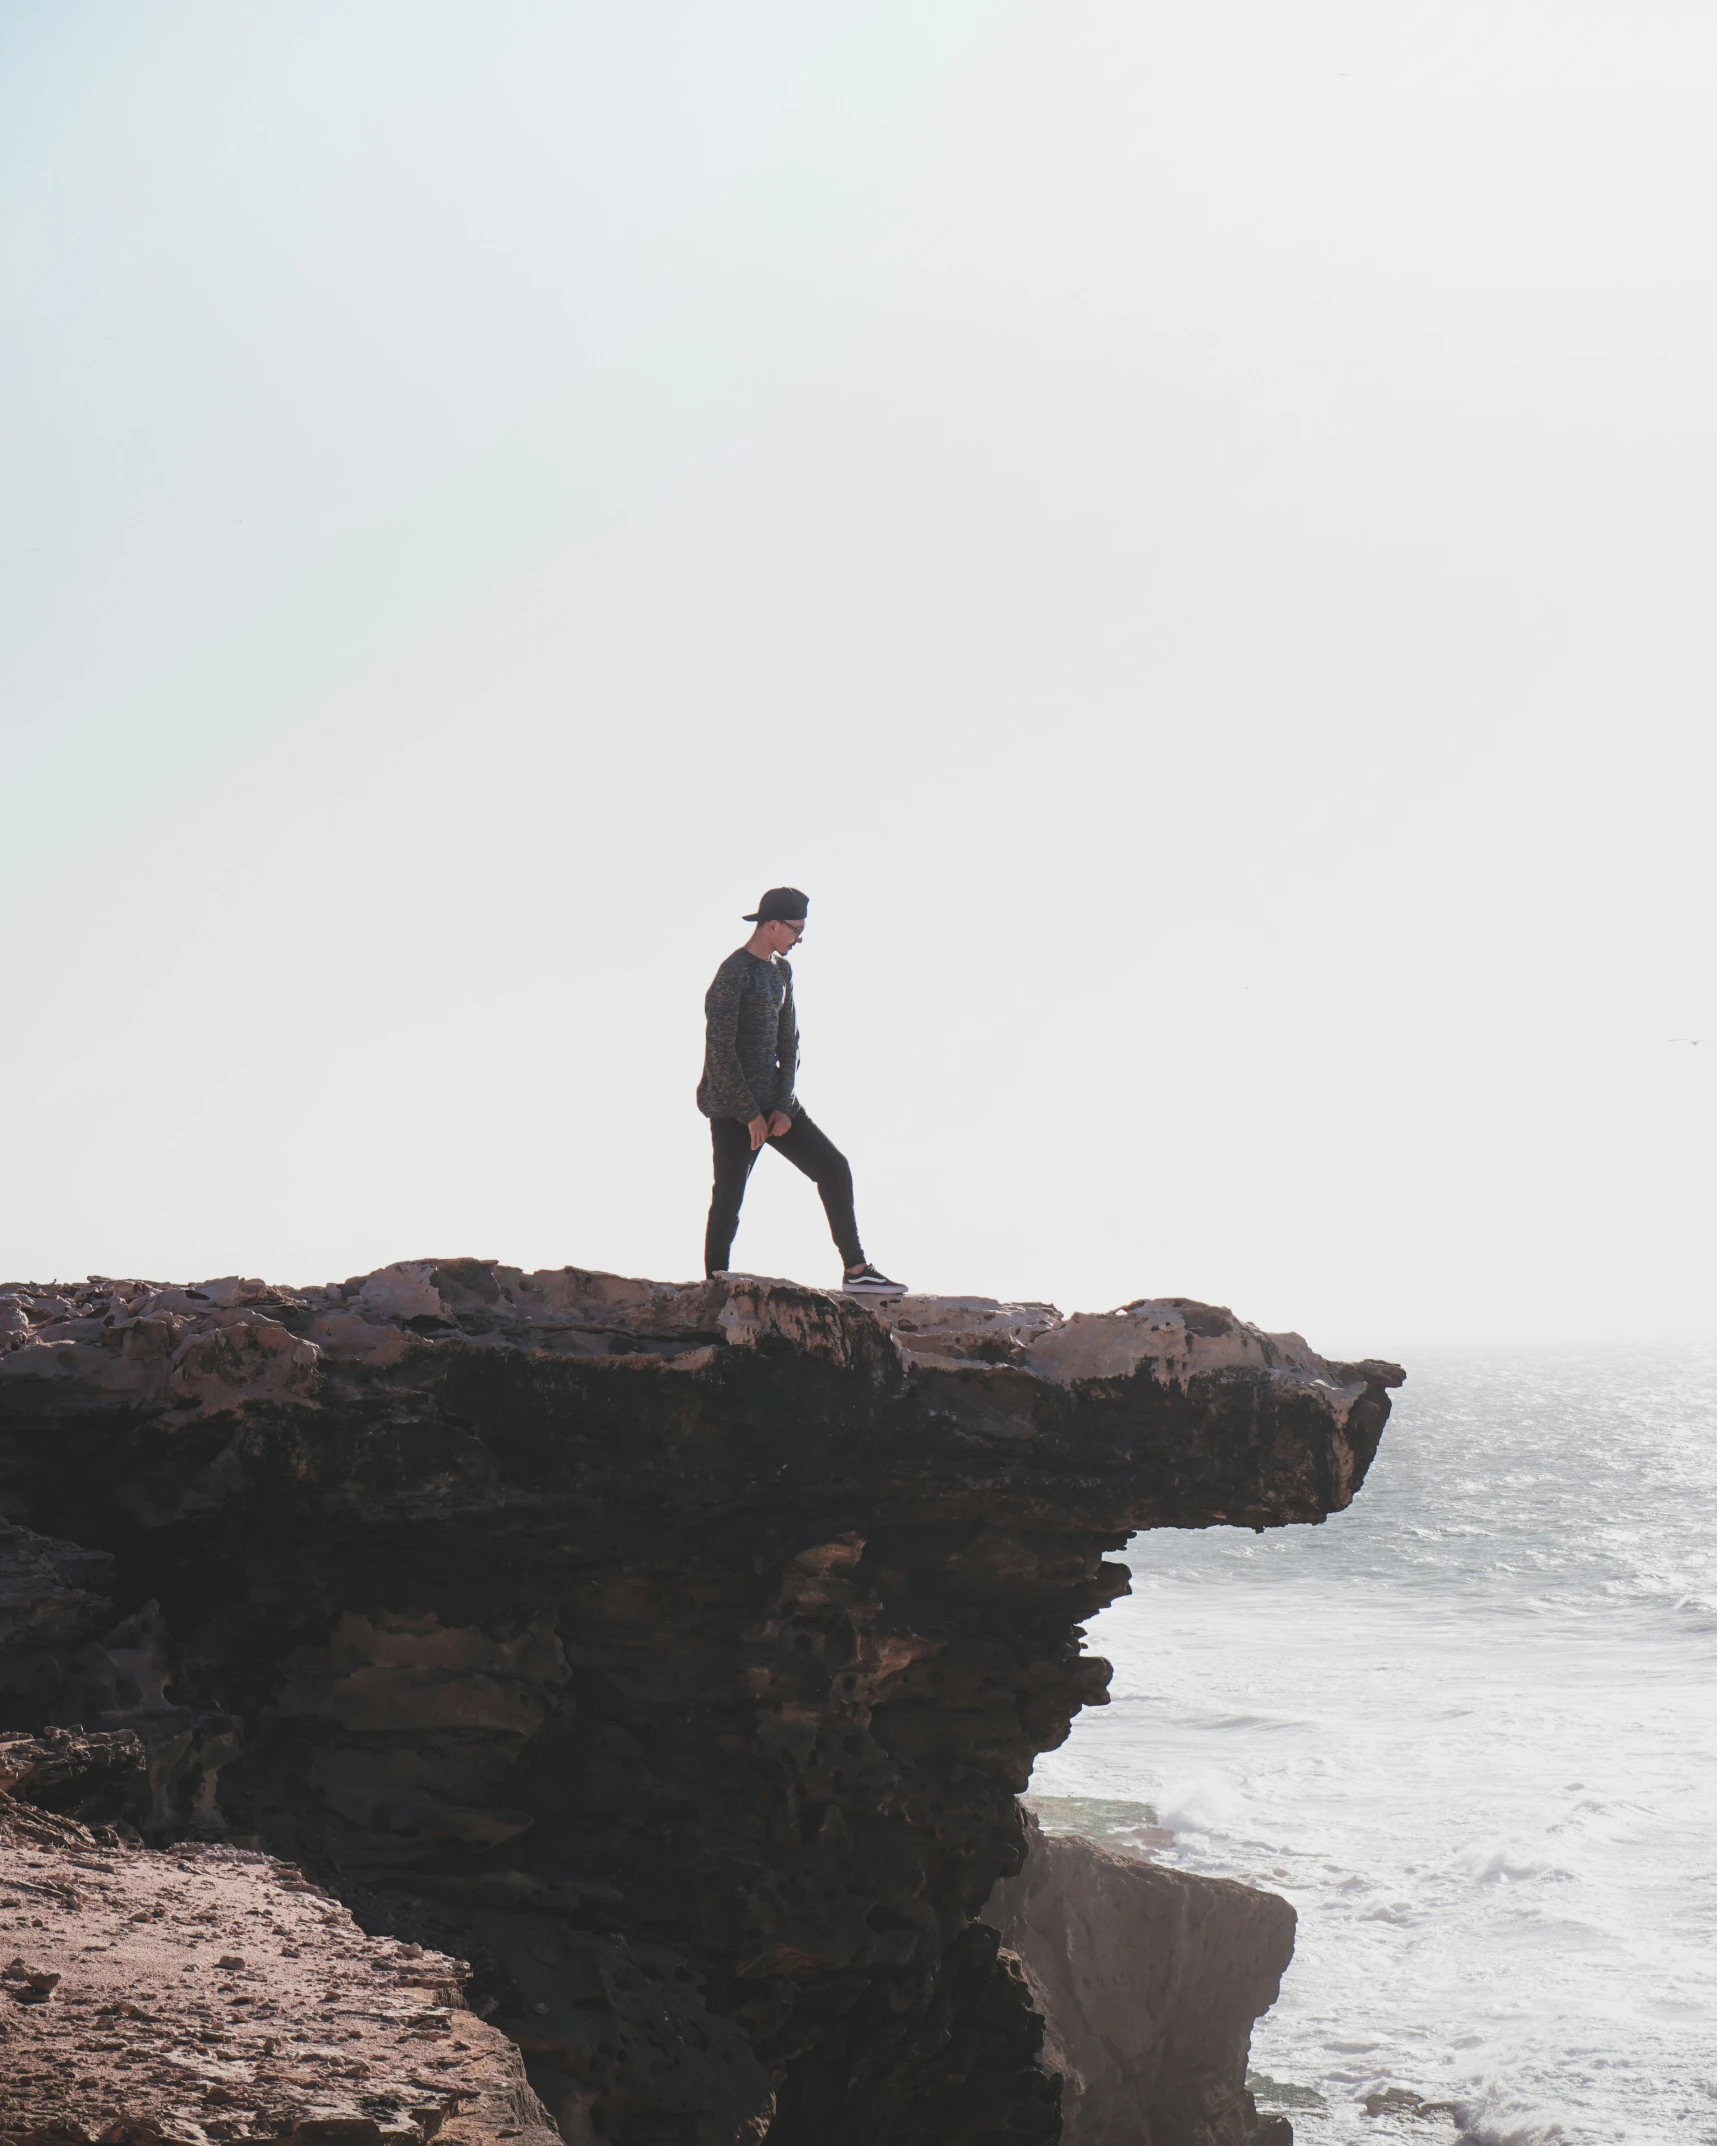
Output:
top-left (1026, 1345), bottom-right (1717, 2145)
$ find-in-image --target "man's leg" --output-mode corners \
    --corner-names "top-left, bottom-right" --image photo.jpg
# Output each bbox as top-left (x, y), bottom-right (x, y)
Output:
top-left (769, 1111), bottom-right (865, 1271)
top-left (705, 1117), bottom-right (760, 1275)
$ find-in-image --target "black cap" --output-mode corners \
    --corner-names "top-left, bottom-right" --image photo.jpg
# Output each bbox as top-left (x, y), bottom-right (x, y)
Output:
top-left (743, 886), bottom-right (809, 923)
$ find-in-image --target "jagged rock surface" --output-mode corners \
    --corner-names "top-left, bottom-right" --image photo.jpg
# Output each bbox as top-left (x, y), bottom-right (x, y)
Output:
top-left (983, 1822), bottom-right (1294, 2146)
top-left (0, 1263), bottom-right (1401, 2146)
top-left (0, 1799), bottom-right (553, 2145)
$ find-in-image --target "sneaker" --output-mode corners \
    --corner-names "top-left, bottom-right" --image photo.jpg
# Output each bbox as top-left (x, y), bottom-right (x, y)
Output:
top-left (842, 1263), bottom-right (907, 1299)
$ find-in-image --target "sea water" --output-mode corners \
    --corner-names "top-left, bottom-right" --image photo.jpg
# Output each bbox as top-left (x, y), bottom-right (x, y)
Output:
top-left (1026, 1346), bottom-right (1717, 2145)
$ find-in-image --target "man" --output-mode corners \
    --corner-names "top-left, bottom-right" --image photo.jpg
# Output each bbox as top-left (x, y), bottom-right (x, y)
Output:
top-left (698, 887), bottom-right (906, 1298)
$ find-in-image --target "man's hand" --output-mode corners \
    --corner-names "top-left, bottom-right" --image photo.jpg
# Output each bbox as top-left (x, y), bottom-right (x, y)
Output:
top-left (766, 1110), bottom-right (793, 1140)
top-left (748, 1115), bottom-right (770, 1151)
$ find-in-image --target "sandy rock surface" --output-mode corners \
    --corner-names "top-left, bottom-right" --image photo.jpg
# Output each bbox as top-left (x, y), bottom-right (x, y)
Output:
top-left (0, 1801), bottom-right (551, 2146)
top-left (0, 1265), bottom-right (1399, 1436)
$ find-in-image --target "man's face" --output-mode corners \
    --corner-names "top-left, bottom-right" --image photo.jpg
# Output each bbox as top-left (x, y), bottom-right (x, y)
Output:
top-left (769, 917), bottom-right (806, 953)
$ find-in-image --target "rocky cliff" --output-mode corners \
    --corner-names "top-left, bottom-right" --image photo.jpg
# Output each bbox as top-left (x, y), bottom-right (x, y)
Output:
top-left (0, 1263), bottom-right (1401, 2146)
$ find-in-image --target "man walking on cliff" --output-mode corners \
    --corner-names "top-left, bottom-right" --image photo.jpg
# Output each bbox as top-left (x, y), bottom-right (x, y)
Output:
top-left (699, 887), bottom-right (906, 1299)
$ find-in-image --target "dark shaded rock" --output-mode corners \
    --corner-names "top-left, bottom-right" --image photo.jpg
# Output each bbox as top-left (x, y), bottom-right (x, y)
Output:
top-left (0, 1727), bottom-right (145, 1810)
top-left (0, 1265), bottom-right (1400, 2146)
top-left (0, 1527), bottom-right (239, 1834)
top-left (983, 1821), bottom-right (1294, 2146)
top-left (0, 1521), bottom-right (116, 1727)
top-left (1361, 2089), bottom-right (1459, 2123)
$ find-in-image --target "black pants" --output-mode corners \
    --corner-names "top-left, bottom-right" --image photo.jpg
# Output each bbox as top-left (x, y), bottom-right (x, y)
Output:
top-left (705, 1111), bottom-right (864, 1276)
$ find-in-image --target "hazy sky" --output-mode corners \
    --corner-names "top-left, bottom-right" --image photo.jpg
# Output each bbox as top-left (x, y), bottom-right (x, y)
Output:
top-left (3, 0), bottom-right (1712, 1354)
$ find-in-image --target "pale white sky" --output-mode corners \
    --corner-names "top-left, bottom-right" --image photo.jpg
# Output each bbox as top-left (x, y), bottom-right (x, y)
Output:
top-left (3, 0), bottom-right (1712, 1356)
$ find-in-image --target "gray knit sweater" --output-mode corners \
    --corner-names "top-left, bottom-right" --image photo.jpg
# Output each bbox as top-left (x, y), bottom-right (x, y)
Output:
top-left (697, 950), bottom-right (800, 1122)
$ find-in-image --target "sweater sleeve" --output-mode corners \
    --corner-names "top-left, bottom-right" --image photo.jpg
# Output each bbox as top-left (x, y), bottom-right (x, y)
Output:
top-left (775, 962), bottom-right (800, 1117)
top-left (702, 963), bottom-right (762, 1122)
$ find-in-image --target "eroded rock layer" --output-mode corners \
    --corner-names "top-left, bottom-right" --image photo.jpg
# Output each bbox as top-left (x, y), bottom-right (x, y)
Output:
top-left (0, 1264), bottom-right (1401, 2146)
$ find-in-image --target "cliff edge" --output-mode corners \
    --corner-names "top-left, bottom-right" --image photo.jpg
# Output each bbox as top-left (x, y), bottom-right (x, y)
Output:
top-left (0, 1263), bottom-right (1401, 2146)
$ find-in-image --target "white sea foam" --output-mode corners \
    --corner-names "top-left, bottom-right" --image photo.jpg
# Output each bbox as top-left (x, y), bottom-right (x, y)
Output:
top-left (1448, 2090), bottom-right (1573, 2146)
top-left (1029, 1344), bottom-right (1717, 2146)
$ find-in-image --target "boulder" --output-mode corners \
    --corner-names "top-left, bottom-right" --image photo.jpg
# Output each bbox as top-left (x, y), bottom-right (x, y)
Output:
top-left (984, 1821), bottom-right (1295, 2146)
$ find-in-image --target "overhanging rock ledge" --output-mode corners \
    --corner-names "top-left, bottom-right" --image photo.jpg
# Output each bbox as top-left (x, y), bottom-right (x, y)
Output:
top-left (0, 1262), bottom-right (1401, 2146)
